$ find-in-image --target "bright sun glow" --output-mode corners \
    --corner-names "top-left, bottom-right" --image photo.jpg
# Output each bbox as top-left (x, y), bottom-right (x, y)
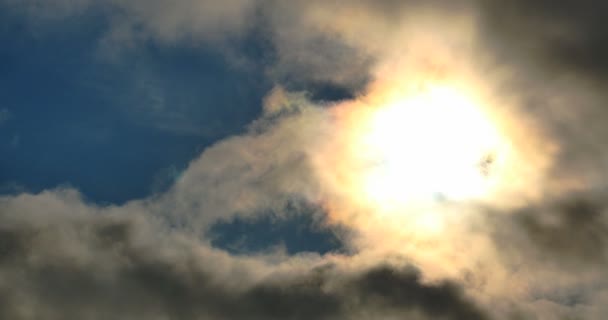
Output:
top-left (360, 85), bottom-right (504, 207)
top-left (314, 82), bottom-right (516, 235)
top-left (315, 77), bottom-right (550, 237)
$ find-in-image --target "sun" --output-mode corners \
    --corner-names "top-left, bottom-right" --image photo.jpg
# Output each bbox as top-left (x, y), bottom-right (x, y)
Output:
top-left (312, 80), bottom-right (517, 234)
top-left (313, 72), bottom-right (554, 241)
top-left (359, 84), bottom-right (505, 207)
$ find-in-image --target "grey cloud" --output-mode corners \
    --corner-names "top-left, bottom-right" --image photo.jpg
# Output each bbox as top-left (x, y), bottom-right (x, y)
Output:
top-left (0, 198), bottom-right (489, 320)
top-left (488, 195), bottom-right (608, 270)
top-left (516, 199), bottom-right (608, 265)
top-left (475, 5), bottom-right (608, 274)
top-left (480, 195), bottom-right (608, 319)
top-left (480, 0), bottom-right (608, 83)
top-left (475, 1), bottom-right (608, 192)
top-left (259, 1), bottom-right (373, 92)
top-left (479, 197), bottom-right (607, 317)
top-left (347, 265), bottom-right (489, 320)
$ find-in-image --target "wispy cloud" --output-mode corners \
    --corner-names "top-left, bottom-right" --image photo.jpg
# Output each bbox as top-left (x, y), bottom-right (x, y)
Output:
top-left (0, 108), bottom-right (10, 126)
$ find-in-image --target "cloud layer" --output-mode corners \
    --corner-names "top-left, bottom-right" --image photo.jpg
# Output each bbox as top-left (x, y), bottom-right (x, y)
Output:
top-left (2, 0), bottom-right (608, 319)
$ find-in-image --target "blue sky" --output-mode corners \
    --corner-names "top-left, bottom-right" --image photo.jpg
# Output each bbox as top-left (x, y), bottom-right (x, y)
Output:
top-left (0, 6), bottom-right (348, 254)
top-left (0, 7), bottom-right (357, 204)
top-left (0, 9), bottom-right (270, 203)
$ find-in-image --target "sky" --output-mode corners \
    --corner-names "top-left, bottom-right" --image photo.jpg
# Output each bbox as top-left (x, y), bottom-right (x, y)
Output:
top-left (1, 1), bottom-right (608, 319)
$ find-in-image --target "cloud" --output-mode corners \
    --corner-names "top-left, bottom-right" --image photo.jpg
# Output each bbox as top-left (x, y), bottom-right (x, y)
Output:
top-left (0, 89), bottom-right (494, 319)
top-left (480, 0), bottom-right (608, 81)
top-left (473, 192), bottom-right (608, 320)
top-left (3, 1), bottom-right (608, 319)
top-left (0, 190), bottom-right (488, 320)
top-left (6, 0), bottom-right (608, 92)
top-left (476, 0), bottom-right (608, 193)
top-left (489, 194), bottom-right (608, 269)
top-left (155, 99), bottom-right (330, 231)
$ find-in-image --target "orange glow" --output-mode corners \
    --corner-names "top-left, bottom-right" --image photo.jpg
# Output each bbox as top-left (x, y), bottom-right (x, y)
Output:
top-left (312, 70), bottom-right (554, 242)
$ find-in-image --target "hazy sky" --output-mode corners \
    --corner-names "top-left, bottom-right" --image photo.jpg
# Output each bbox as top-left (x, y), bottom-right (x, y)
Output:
top-left (1, 1), bottom-right (608, 319)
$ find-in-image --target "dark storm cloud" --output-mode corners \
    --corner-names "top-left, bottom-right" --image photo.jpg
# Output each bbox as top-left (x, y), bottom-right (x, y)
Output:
top-left (0, 207), bottom-right (488, 320)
